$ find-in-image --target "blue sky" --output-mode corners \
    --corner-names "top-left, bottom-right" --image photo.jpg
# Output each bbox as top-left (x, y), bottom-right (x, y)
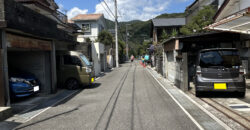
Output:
top-left (56, 0), bottom-right (195, 21)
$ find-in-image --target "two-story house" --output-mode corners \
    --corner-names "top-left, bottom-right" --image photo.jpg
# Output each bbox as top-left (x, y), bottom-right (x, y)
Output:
top-left (0, 0), bottom-right (77, 108)
top-left (70, 14), bottom-right (106, 43)
top-left (152, 18), bottom-right (186, 44)
top-left (70, 14), bottom-right (107, 77)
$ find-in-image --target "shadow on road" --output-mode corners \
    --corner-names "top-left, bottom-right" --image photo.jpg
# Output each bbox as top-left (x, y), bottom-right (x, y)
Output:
top-left (197, 92), bottom-right (245, 98)
top-left (84, 83), bottom-right (101, 89)
top-left (15, 105), bottom-right (82, 130)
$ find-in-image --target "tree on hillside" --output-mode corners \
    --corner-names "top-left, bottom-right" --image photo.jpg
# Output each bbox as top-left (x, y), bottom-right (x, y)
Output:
top-left (156, 13), bottom-right (186, 19)
top-left (118, 40), bottom-right (126, 63)
top-left (180, 5), bottom-right (216, 35)
top-left (98, 30), bottom-right (114, 45)
top-left (160, 29), bottom-right (169, 42)
top-left (136, 41), bottom-right (152, 56)
top-left (171, 29), bottom-right (178, 37)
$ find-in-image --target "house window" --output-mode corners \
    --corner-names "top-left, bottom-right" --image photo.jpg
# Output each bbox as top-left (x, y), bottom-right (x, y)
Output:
top-left (82, 24), bottom-right (91, 33)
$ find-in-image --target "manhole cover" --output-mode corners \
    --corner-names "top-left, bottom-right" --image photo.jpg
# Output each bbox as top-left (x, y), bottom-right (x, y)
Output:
top-left (229, 104), bottom-right (250, 111)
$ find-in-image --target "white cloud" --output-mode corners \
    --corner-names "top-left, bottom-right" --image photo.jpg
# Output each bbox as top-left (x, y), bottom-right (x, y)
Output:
top-left (95, 0), bottom-right (171, 21)
top-left (67, 7), bottom-right (88, 19)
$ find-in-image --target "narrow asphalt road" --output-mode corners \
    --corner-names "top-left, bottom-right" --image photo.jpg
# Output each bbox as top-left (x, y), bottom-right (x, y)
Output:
top-left (15, 62), bottom-right (200, 130)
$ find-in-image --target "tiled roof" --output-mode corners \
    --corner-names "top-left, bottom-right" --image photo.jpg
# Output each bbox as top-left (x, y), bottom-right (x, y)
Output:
top-left (152, 18), bottom-right (186, 27)
top-left (71, 14), bottom-right (103, 21)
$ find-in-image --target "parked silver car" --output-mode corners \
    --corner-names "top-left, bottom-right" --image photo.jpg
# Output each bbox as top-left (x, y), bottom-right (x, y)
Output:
top-left (194, 48), bottom-right (246, 97)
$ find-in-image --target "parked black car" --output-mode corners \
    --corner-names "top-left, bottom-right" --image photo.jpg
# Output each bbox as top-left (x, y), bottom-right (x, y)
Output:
top-left (194, 48), bottom-right (246, 97)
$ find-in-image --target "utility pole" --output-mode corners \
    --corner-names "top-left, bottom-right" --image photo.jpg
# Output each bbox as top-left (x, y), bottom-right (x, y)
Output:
top-left (115, 0), bottom-right (119, 68)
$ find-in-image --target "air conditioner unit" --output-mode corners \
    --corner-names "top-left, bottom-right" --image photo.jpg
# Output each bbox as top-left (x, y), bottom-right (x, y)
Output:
top-left (242, 41), bottom-right (250, 48)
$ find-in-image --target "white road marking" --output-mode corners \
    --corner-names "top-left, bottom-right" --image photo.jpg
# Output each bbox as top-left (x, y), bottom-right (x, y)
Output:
top-left (146, 68), bottom-right (204, 130)
top-left (147, 68), bottom-right (232, 130)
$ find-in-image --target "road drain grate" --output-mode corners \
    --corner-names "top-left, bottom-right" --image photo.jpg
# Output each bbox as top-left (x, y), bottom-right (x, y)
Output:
top-left (229, 104), bottom-right (250, 111)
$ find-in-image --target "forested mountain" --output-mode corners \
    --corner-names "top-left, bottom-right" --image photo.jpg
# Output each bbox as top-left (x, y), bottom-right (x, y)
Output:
top-left (105, 13), bottom-right (185, 55)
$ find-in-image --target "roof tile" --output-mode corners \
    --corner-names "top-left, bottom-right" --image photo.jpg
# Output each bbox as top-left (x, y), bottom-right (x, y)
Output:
top-left (152, 18), bottom-right (186, 27)
top-left (71, 14), bottom-right (103, 21)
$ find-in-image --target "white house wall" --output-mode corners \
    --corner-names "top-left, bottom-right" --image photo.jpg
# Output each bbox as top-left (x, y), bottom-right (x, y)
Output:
top-left (76, 21), bottom-right (99, 42)
top-left (92, 42), bottom-right (106, 76)
top-left (92, 43), bottom-right (101, 76)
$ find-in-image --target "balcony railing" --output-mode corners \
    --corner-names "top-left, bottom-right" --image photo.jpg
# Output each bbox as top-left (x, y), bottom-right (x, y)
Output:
top-left (54, 11), bottom-right (68, 24)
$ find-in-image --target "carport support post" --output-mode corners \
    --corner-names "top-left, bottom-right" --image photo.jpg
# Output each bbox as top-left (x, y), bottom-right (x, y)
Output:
top-left (181, 52), bottom-right (189, 92)
top-left (51, 40), bottom-right (57, 93)
top-left (0, 30), bottom-right (10, 106)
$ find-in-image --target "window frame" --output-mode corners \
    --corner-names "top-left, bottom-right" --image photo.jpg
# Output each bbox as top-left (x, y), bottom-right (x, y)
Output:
top-left (82, 23), bottom-right (91, 33)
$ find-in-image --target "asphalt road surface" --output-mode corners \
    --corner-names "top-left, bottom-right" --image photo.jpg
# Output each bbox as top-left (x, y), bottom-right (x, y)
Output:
top-left (15, 62), bottom-right (200, 130)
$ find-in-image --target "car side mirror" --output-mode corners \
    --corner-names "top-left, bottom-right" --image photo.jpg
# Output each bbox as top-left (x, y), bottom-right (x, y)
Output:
top-left (76, 61), bottom-right (82, 67)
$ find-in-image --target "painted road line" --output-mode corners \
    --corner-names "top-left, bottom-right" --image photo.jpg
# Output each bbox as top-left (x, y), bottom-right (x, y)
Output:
top-left (176, 86), bottom-right (232, 130)
top-left (146, 68), bottom-right (204, 130)
top-left (147, 68), bottom-right (232, 130)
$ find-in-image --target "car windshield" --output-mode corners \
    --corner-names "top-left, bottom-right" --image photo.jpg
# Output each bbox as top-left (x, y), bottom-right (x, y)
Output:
top-left (80, 55), bottom-right (91, 66)
top-left (199, 50), bottom-right (241, 68)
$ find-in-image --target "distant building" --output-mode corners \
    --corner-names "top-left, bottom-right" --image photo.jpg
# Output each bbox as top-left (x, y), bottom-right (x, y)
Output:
top-left (70, 14), bottom-right (106, 43)
top-left (151, 18), bottom-right (186, 44)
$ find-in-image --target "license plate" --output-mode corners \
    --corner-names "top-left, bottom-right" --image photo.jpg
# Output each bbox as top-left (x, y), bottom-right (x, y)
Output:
top-left (214, 83), bottom-right (227, 90)
top-left (91, 78), bottom-right (95, 83)
top-left (34, 86), bottom-right (39, 92)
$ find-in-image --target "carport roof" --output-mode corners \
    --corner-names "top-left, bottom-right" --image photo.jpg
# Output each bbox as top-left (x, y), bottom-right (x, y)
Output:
top-left (161, 32), bottom-right (240, 45)
top-left (205, 7), bottom-right (250, 34)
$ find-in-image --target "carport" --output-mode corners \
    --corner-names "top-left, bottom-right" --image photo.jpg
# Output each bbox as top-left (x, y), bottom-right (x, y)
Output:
top-left (205, 7), bottom-right (250, 79)
top-left (6, 33), bottom-right (54, 98)
top-left (162, 32), bottom-right (241, 90)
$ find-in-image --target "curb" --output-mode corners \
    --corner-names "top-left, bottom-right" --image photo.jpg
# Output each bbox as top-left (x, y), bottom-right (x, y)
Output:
top-left (0, 107), bottom-right (12, 121)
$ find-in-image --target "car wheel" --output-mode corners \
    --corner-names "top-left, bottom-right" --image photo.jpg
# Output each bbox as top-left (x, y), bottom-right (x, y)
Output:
top-left (238, 92), bottom-right (245, 98)
top-left (65, 79), bottom-right (79, 90)
top-left (195, 91), bottom-right (202, 97)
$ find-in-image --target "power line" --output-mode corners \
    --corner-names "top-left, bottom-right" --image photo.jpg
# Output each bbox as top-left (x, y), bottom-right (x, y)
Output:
top-left (98, 0), bottom-right (115, 19)
top-left (99, 1), bottom-right (114, 20)
top-left (102, 0), bottom-right (115, 18)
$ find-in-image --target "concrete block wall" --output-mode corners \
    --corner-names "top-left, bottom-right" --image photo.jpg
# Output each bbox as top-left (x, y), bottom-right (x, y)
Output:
top-left (166, 51), bottom-right (182, 87)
